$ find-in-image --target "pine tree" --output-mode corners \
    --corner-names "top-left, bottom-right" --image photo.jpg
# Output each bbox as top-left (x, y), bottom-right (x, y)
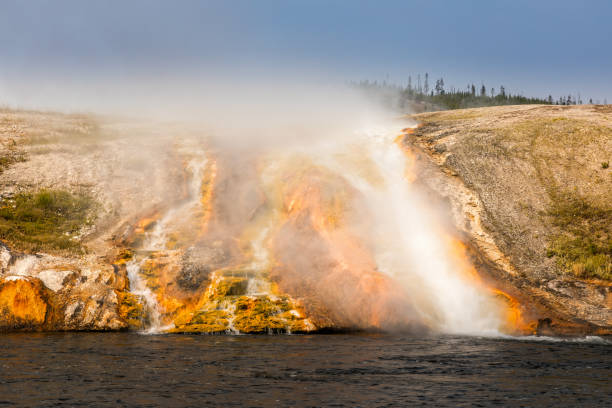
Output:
top-left (435, 78), bottom-right (445, 95)
top-left (424, 73), bottom-right (429, 95)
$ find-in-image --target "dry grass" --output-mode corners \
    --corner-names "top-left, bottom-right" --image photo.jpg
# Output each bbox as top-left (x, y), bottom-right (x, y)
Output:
top-left (0, 152), bottom-right (26, 173)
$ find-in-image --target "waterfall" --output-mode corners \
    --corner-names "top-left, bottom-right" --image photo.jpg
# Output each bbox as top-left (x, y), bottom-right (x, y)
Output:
top-left (127, 150), bottom-right (208, 333)
top-left (312, 125), bottom-right (504, 335)
top-left (126, 259), bottom-right (164, 333)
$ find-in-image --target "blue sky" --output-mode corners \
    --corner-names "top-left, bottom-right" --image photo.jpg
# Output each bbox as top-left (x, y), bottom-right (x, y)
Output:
top-left (1, 0), bottom-right (611, 103)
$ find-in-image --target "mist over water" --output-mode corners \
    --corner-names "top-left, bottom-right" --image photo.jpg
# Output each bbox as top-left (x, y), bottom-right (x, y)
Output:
top-left (295, 124), bottom-right (505, 334)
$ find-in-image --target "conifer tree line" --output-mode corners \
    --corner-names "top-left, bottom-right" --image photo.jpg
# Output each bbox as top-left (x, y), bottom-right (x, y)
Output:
top-left (353, 73), bottom-right (601, 111)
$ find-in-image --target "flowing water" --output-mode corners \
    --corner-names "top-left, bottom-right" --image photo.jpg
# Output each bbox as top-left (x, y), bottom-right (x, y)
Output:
top-left (0, 333), bottom-right (609, 407)
top-left (305, 126), bottom-right (505, 334)
top-left (126, 259), bottom-right (165, 333)
top-left (126, 150), bottom-right (208, 333)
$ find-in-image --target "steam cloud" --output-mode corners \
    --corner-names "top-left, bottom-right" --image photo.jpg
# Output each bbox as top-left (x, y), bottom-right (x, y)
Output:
top-left (1, 73), bottom-right (506, 334)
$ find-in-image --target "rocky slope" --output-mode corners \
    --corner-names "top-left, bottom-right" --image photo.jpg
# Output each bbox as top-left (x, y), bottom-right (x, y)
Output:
top-left (0, 109), bottom-right (184, 331)
top-left (405, 104), bottom-right (611, 334)
top-left (0, 109), bottom-right (325, 333)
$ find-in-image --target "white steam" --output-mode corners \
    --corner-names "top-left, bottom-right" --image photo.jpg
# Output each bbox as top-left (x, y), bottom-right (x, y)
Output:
top-left (1, 74), bottom-right (504, 334)
top-left (306, 125), bottom-right (504, 335)
top-left (0, 74), bottom-right (387, 149)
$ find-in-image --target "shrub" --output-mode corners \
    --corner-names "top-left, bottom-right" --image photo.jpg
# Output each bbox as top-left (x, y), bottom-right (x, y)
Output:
top-left (602, 161), bottom-right (609, 169)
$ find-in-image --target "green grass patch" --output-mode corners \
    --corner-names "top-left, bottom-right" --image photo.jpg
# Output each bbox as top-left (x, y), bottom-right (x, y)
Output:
top-left (546, 192), bottom-right (612, 280)
top-left (0, 189), bottom-right (96, 253)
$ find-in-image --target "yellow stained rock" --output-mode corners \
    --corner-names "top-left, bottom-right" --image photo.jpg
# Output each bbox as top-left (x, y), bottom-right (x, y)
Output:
top-left (0, 277), bottom-right (49, 329)
top-left (170, 268), bottom-right (315, 334)
top-left (232, 296), bottom-right (312, 333)
top-left (114, 248), bottom-right (134, 265)
top-left (116, 290), bottom-right (145, 329)
top-left (170, 310), bottom-right (230, 333)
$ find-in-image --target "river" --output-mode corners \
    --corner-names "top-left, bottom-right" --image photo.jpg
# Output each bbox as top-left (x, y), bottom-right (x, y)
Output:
top-left (0, 333), bottom-right (609, 407)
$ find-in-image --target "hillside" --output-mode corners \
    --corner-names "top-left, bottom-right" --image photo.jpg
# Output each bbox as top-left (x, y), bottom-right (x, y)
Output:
top-left (0, 105), bottom-right (610, 335)
top-left (405, 104), bottom-right (611, 332)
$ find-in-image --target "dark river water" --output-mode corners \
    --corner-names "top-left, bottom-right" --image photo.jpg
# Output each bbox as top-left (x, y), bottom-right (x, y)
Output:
top-left (0, 333), bottom-right (610, 407)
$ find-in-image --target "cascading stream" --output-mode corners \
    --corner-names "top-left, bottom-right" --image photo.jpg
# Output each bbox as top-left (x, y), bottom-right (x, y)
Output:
top-left (127, 149), bottom-right (208, 333)
top-left (308, 125), bottom-right (505, 335)
top-left (126, 259), bottom-right (163, 333)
